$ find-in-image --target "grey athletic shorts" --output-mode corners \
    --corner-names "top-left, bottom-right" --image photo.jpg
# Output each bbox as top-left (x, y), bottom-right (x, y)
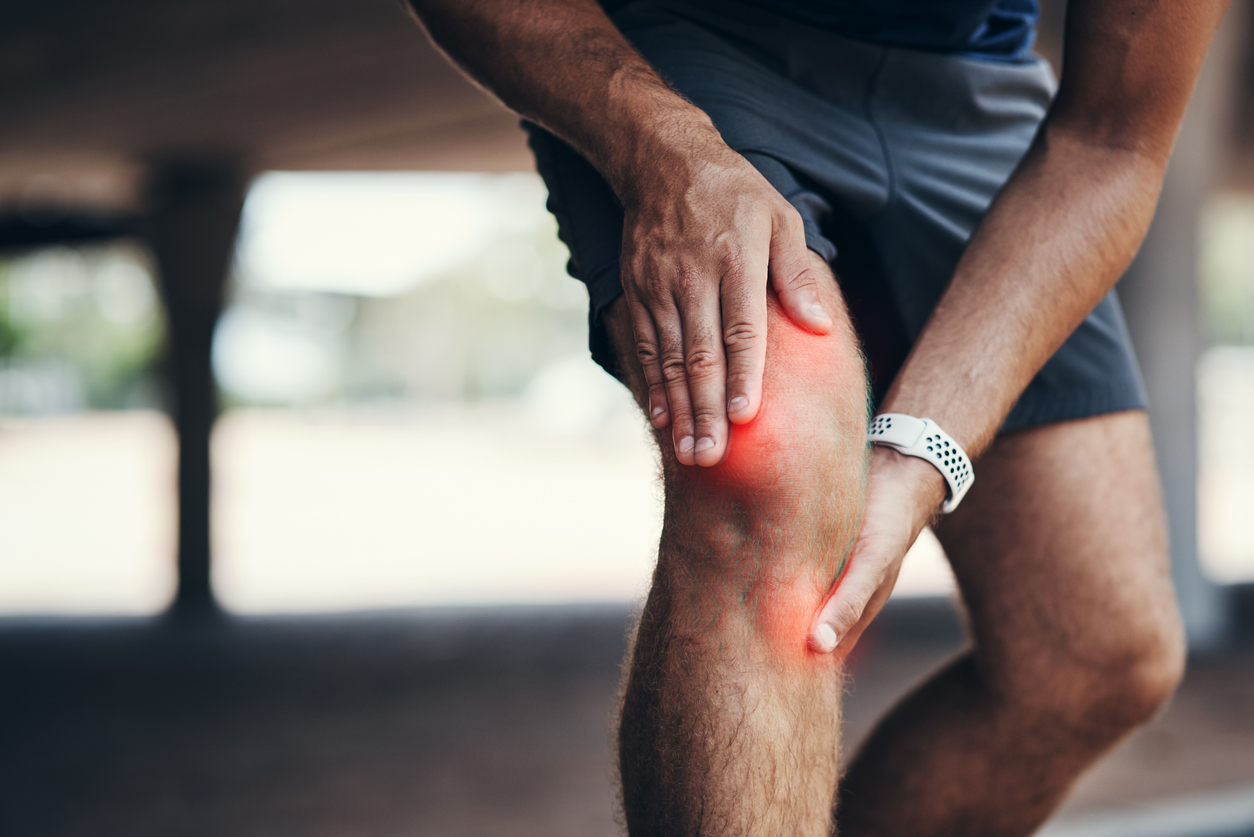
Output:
top-left (525, 0), bottom-right (1147, 430)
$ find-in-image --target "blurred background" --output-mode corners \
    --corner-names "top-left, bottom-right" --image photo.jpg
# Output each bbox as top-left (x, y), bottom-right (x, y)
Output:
top-left (0, 170), bottom-right (962, 616)
top-left (0, 1), bottom-right (1252, 836)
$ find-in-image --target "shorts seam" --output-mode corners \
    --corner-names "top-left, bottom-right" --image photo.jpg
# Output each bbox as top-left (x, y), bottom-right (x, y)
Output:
top-left (862, 47), bottom-right (898, 224)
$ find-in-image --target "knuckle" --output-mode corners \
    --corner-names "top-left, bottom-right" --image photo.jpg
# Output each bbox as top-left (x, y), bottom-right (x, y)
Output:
top-left (648, 271), bottom-right (674, 297)
top-left (628, 265), bottom-right (663, 299)
top-left (724, 371), bottom-right (751, 396)
top-left (832, 600), bottom-right (864, 632)
top-left (634, 339), bottom-right (660, 366)
top-left (722, 321), bottom-right (760, 354)
top-left (692, 403), bottom-right (722, 428)
top-left (724, 372), bottom-right (752, 401)
top-left (673, 263), bottom-right (705, 298)
top-left (660, 351), bottom-right (688, 384)
top-left (685, 348), bottom-right (721, 379)
top-left (622, 260), bottom-right (646, 289)
top-left (774, 200), bottom-right (804, 230)
top-left (715, 241), bottom-right (746, 277)
top-left (781, 267), bottom-right (816, 292)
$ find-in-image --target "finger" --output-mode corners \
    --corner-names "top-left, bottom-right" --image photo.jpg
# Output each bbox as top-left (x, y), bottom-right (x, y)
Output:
top-left (810, 554), bottom-right (886, 654)
top-left (769, 211), bottom-right (833, 334)
top-left (721, 249), bottom-right (769, 426)
top-left (826, 562), bottom-right (901, 659)
top-left (654, 304), bottom-right (698, 465)
top-left (628, 300), bottom-right (670, 428)
top-left (678, 284), bottom-right (729, 467)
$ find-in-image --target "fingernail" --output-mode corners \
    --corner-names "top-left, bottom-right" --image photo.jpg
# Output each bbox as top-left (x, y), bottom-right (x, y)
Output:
top-left (813, 624), bottom-right (838, 653)
top-left (807, 302), bottom-right (831, 322)
top-left (695, 437), bottom-right (715, 453)
top-left (678, 436), bottom-right (695, 455)
top-left (728, 396), bottom-right (748, 414)
top-left (651, 405), bottom-right (665, 421)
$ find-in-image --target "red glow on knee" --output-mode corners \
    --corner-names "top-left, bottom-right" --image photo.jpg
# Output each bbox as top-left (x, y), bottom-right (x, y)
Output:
top-left (694, 312), bottom-right (860, 666)
top-left (716, 323), bottom-right (836, 480)
top-left (753, 577), bottom-right (833, 664)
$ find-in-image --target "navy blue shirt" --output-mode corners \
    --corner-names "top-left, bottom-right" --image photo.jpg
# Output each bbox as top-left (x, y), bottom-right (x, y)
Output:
top-left (605, 0), bottom-right (1040, 60)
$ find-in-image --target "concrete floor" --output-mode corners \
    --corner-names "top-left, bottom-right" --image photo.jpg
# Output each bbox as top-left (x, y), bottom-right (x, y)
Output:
top-left (1, 601), bottom-right (1251, 837)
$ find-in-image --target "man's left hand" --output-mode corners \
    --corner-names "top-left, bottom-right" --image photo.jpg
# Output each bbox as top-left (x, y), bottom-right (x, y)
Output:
top-left (810, 447), bottom-right (947, 655)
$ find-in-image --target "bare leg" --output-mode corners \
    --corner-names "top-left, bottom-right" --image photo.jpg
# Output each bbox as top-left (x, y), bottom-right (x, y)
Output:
top-left (606, 253), bottom-right (870, 836)
top-left (836, 411), bottom-right (1187, 836)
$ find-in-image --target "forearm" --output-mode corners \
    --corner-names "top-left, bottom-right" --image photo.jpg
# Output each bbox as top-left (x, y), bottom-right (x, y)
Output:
top-left (406, 0), bottom-right (724, 201)
top-left (881, 0), bottom-right (1228, 474)
top-left (810, 0), bottom-right (1227, 655)
top-left (881, 128), bottom-right (1164, 461)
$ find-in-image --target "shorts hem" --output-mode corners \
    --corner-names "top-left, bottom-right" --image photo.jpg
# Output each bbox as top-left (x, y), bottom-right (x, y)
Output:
top-left (587, 265), bottom-right (626, 381)
top-left (803, 225), bottom-right (837, 263)
top-left (1000, 379), bottom-right (1148, 433)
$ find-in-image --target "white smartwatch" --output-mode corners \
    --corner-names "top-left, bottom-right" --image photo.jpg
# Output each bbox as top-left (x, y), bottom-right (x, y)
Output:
top-left (868, 413), bottom-right (974, 514)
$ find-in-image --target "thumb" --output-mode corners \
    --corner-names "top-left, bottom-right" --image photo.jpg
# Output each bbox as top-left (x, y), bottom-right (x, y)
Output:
top-left (810, 559), bottom-right (884, 654)
top-left (769, 220), bottom-right (833, 334)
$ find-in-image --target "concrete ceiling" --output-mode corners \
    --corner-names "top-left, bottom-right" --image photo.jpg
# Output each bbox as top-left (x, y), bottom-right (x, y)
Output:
top-left (2, 0), bottom-right (1253, 218)
top-left (0, 0), bottom-right (530, 214)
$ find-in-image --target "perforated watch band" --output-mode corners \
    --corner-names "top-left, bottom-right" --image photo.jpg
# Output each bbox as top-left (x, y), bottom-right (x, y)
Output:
top-left (868, 413), bottom-right (974, 513)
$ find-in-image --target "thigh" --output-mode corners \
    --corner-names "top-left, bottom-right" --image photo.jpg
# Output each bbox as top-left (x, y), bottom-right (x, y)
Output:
top-left (935, 410), bottom-right (1180, 688)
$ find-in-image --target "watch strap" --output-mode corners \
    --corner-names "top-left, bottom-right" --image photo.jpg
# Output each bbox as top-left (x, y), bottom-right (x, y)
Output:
top-left (868, 413), bottom-right (974, 514)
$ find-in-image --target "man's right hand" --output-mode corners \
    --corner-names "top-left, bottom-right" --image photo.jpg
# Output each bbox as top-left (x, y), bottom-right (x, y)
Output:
top-left (408, 0), bottom-right (833, 465)
top-left (618, 131), bottom-right (833, 467)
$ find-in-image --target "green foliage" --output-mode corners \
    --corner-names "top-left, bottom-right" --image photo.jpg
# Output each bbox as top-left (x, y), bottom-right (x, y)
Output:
top-left (0, 243), bottom-right (165, 412)
top-left (0, 263), bottom-right (21, 356)
top-left (1200, 194), bottom-right (1254, 346)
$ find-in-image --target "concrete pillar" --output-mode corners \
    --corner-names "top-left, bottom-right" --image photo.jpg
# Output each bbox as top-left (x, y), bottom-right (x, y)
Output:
top-left (145, 158), bottom-right (247, 617)
top-left (1117, 4), bottom-right (1244, 650)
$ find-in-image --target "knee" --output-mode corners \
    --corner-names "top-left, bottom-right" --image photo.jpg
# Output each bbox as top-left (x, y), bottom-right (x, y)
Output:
top-left (663, 306), bottom-right (869, 575)
top-left (1111, 612), bottom-right (1188, 725)
top-left (1004, 601), bottom-right (1186, 737)
top-left (656, 298), bottom-right (870, 645)
top-left (662, 409), bottom-right (867, 603)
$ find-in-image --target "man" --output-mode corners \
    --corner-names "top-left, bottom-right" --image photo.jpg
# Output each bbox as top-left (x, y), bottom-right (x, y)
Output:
top-left (405, 1), bottom-right (1228, 834)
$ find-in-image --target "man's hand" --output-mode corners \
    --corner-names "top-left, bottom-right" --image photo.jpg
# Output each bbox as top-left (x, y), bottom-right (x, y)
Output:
top-left (407, 0), bottom-right (835, 467)
top-left (620, 136), bottom-right (833, 467)
top-left (810, 447), bottom-right (947, 655)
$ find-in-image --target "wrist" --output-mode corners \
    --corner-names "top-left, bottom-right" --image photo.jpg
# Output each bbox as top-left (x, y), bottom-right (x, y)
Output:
top-left (871, 444), bottom-right (949, 529)
top-left (595, 89), bottom-right (731, 207)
